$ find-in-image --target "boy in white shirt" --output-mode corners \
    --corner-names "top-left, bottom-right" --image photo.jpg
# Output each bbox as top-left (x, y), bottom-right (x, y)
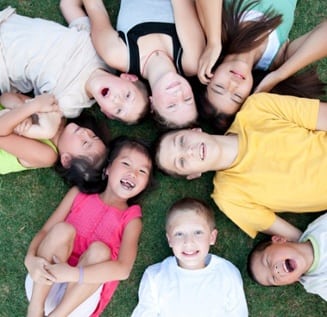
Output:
top-left (132, 197), bottom-right (248, 317)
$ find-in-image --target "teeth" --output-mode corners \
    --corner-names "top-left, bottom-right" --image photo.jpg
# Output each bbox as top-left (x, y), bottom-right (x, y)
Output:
top-left (120, 179), bottom-right (135, 190)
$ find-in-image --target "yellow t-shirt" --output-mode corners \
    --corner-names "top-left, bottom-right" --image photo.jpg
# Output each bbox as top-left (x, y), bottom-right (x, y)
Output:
top-left (212, 93), bottom-right (325, 238)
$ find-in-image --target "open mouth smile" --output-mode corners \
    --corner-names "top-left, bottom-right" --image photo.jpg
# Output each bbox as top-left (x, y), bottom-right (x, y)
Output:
top-left (284, 259), bottom-right (296, 273)
top-left (120, 178), bottom-right (135, 191)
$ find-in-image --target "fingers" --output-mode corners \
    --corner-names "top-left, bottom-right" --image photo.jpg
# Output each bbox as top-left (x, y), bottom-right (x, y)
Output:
top-left (14, 118), bottom-right (33, 135)
top-left (30, 259), bottom-right (56, 285)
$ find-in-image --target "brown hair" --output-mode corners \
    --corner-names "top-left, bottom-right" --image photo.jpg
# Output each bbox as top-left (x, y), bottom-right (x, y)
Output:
top-left (166, 197), bottom-right (216, 231)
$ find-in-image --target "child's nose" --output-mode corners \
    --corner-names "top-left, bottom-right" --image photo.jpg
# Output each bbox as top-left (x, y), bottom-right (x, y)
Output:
top-left (183, 234), bottom-right (194, 245)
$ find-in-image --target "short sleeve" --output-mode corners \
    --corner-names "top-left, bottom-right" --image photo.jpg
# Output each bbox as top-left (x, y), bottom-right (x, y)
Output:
top-left (69, 16), bottom-right (91, 33)
top-left (131, 267), bottom-right (160, 317)
top-left (212, 192), bottom-right (276, 238)
top-left (230, 93), bottom-right (320, 134)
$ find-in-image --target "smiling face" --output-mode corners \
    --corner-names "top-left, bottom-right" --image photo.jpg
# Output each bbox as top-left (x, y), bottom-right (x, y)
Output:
top-left (156, 129), bottom-right (218, 178)
top-left (89, 72), bottom-right (148, 123)
top-left (151, 72), bottom-right (197, 127)
top-left (58, 123), bottom-right (106, 166)
top-left (166, 209), bottom-right (217, 270)
top-left (250, 239), bottom-right (310, 286)
top-left (106, 147), bottom-right (152, 201)
top-left (207, 59), bottom-right (253, 115)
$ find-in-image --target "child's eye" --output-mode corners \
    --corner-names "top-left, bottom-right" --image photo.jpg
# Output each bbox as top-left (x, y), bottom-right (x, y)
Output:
top-left (184, 97), bottom-right (193, 104)
top-left (233, 94), bottom-right (243, 104)
top-left (168, 104), bottom-right (176, 109)
top-left (139, 169), bottom-right (148, 175)
top-left (116, 108), bottom-right (122, 115)
top-left (122, 161), bottom-right (129, 166)
top-left (194, 230), bottom-right (203, 235)
top-left (174, 232), bottom-right (183, 238)
top-left (126, 91), bottom-right (131, 99)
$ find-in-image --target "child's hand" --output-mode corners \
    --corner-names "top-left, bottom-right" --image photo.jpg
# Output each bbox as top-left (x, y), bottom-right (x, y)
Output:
top-left (45, 261), bottom-right (77, 283)
top-left (26, 94), bottom-right (61, 115)
top-left (198, 43), bottom-right (222, 84)
top-left (26, 256), bottom-right (56, 285)
top-left (14, 117), bottom-right (33, 135)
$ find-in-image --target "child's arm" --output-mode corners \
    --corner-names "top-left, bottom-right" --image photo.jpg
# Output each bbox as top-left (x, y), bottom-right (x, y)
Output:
top-left (195, 0), bottom-right (223, 84)
top-left (171, 0), bottom-right (205, 76)
top-left (0, 93), bottom-right (60, 139)
top-left (255, 20), bottom-right (327, 93)
top-left (0, 133), bottom-right (58, 168)
top-left (262, 215), bottom-right (302, 241)
top-left (60, 0), bottom-right (87, 24)
top-left (24, 187), bottom-right (79, 284)
top-left (46, 217), bottom-right (142, 284)
top-left (82, 0), bottom-right (128, 72)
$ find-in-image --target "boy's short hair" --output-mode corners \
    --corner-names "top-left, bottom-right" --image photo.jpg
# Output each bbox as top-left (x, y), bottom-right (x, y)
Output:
top-left (247, 239), bottom-right (273, 284)
top-left (166, 197), bottom-right (216, 231)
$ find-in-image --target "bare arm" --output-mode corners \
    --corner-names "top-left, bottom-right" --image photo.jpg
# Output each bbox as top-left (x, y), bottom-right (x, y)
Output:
top-left (195, 0), bottom-right (223, 84)
top-left (82, 218), bottom-right (142, 283)
top-left (262, 215), bottom-right (302, 242)
top-left (0, 134), bottom-right (58, 168)
top-left (255, 20), bottom-right (327, 93)
top-left (0, 93), bottom-right (60, 138)
top-left (82, 0), bottom-right (128, 71)
top-left (60, 0), bottom-right (87, 24)
top-left (171, 0), bottom-right (205, 76)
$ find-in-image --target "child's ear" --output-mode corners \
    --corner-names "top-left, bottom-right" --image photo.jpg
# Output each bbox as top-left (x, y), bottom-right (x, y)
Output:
top-left (210, 229), bottom-right (218, 245)
top-left (60, 153), bottom-right (72, 168)
top-left (271, 235), bottom-right (287, 244)
top-left (186, 172), bottom-right (202, 180)
top-left (120, 73), bottom-right (138, 82)
top-left (166, 232), bottom-right (173, 248)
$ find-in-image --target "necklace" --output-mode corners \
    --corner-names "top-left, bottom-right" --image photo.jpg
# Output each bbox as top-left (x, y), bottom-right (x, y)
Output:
top-left (141, 49), bottom-right (172, 78)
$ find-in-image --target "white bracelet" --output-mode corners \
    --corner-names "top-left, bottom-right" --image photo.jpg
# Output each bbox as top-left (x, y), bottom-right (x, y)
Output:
top-left (78, 266), bottom-right (84, 284)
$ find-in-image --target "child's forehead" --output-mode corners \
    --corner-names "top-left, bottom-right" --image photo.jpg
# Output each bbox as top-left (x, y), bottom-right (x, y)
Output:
top-left (167, 209), bottom-right (209, 227)
top-left (117, 147), bottom-right (152, 165)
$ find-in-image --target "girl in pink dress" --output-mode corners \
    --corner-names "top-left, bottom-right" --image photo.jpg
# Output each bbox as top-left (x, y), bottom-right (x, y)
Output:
top-left (24, 136), bottom-right (154, 317)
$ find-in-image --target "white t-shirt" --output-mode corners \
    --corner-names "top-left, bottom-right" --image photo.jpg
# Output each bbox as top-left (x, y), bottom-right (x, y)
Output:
top-left (300, 213), bottom-right (327, 301)
top-left (132, 254), bottom-right (248, 317)
top-left (0, 7), bottom-right (108, 118)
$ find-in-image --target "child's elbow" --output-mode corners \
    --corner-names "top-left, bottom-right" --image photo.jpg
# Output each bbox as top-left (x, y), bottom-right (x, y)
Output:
top-left (120, 269), bottom-right (131, 281)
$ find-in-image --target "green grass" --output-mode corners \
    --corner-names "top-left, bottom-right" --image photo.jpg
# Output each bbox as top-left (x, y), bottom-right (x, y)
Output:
top-left (0, 0), bottom-right (326, 316)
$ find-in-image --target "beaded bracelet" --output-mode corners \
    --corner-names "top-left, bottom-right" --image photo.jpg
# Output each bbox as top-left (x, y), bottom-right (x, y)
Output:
top-left (78, 266), bottom-right (84, 284)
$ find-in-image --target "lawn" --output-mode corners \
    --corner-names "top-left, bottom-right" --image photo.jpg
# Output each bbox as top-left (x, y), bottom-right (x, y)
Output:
top-left (0, 0), bottom-right (326, 316)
